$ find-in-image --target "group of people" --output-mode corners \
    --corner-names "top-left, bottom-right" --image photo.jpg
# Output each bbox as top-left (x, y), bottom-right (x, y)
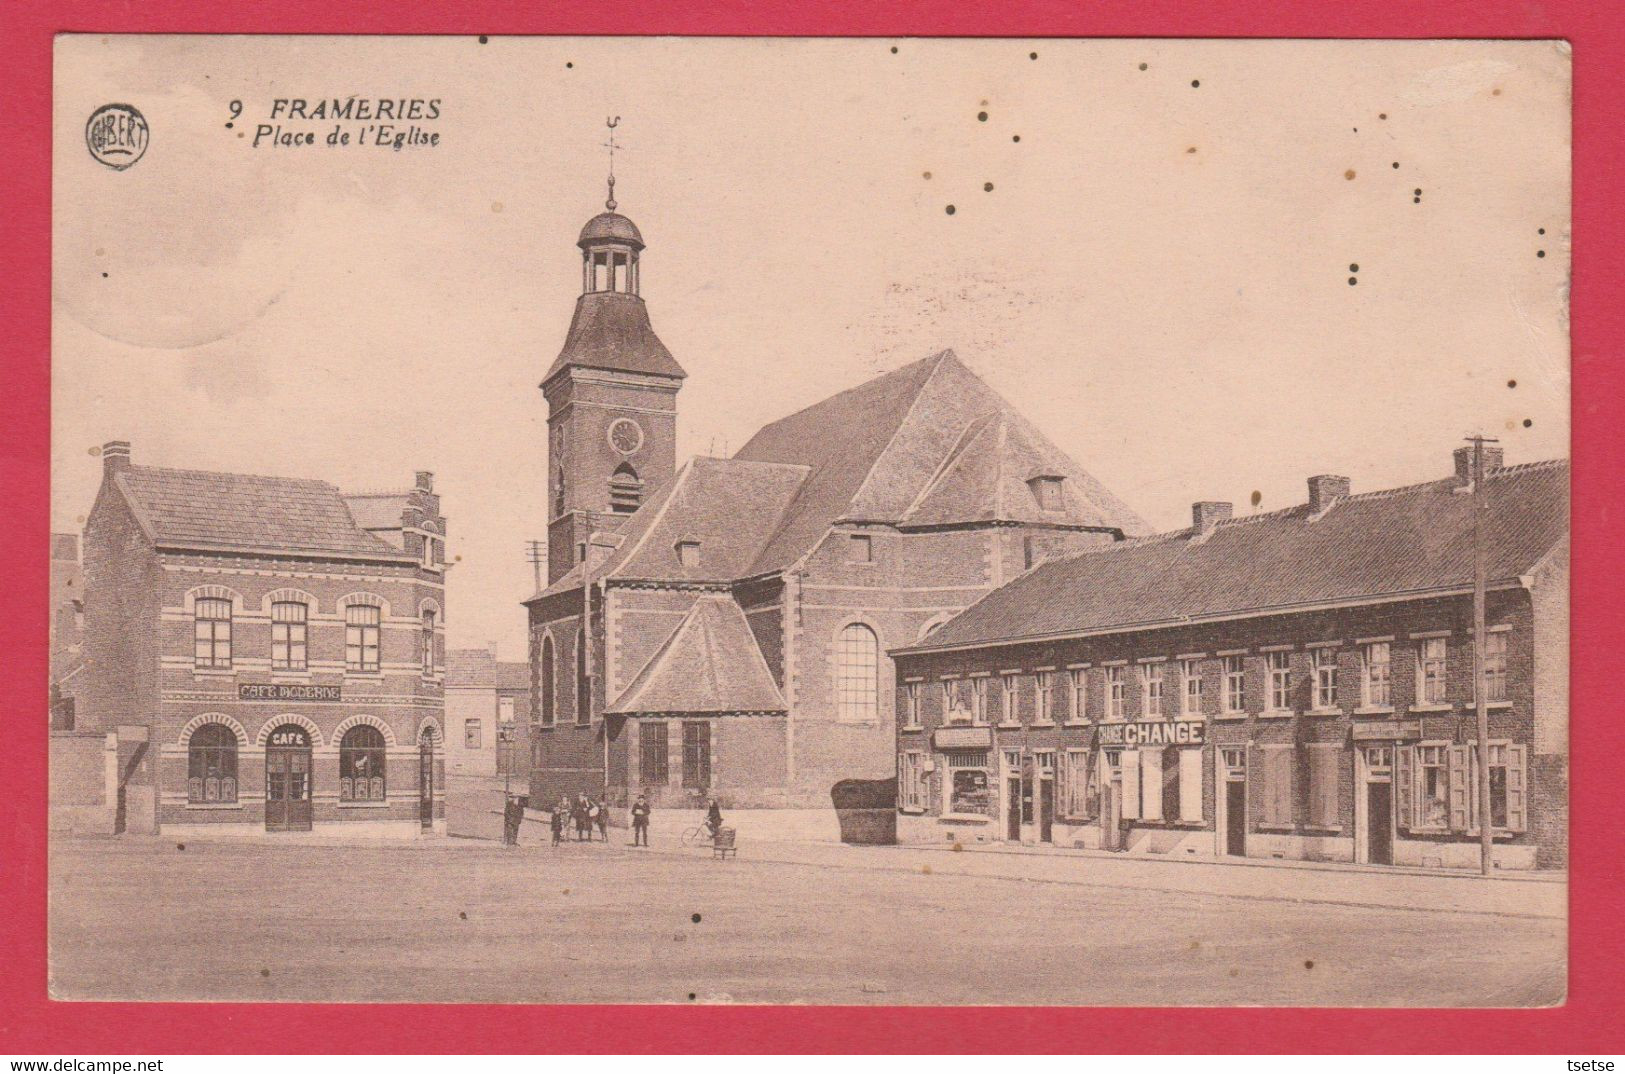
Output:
top-left (544, 792), bottom-right (724, 849)
top-left (549, 793), bottom-right (610, 845)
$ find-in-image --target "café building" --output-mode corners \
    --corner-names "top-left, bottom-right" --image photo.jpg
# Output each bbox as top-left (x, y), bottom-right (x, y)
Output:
top-left (78, 442), bottom-right (449, 836)
top-left (892, 448), bottom-right (1569, 870)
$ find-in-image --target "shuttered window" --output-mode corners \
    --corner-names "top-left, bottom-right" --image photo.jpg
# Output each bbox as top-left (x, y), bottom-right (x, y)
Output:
top-left (1139, 749), bottom-right (1164, 821)
top-left (1178, 748), bottom-right (1204, 823)
top-left (1307, 746), bottom-right (1340, 828)
top-left (1120, 750), bottom-right (1141, 820)
top-left (1260, 746), bottom-right (1294, 826)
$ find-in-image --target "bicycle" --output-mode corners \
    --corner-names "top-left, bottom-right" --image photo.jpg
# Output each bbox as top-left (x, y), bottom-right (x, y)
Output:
top-left (680, 822), bottom-right (718, 847)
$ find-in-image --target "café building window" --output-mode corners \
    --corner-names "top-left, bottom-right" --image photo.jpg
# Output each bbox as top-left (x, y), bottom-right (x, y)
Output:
top-left (339, 725), bottom-right (386, 802)
top-left (193, 597), bottom-right (233, 669)
top-left (271, 601), bottom-right (307, 671)
top-left (187, 723), bottom-right (238, 804)
top-left (943, 750), bottom-right (991, 816)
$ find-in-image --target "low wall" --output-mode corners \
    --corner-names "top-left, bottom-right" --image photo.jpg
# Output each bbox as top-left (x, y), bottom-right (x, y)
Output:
top-left (50, 732), bottom-right (111, 834)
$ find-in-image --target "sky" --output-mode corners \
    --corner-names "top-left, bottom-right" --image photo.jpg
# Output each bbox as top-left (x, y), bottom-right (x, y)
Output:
top-left (52, 37), bottom-right (1571, 659)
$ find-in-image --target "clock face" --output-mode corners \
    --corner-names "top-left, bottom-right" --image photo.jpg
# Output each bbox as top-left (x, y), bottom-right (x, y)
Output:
top-left (608, 418), bottom-right (644, 455)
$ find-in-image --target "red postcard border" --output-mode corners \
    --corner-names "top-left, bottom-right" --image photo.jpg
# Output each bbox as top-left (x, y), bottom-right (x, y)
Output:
top-left (1, 0), bottom-right (1620, 1055)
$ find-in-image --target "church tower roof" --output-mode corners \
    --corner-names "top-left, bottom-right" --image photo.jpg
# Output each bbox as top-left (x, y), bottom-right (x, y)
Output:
top-left (542, 125), bottom-right (684, 386)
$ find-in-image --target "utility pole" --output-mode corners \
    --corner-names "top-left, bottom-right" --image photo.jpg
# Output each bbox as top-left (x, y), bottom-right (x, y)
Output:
top-left (526, 540), bottom-right (546, 594)
top-left (1467, 433), bottom-right (1498, 877)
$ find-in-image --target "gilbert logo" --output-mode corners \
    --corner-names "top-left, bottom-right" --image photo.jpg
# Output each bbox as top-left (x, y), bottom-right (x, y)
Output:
top-left (85, 103), bottom-right (149, 170)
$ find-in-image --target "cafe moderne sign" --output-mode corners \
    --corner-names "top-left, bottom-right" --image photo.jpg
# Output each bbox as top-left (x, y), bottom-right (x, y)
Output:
top-left (239, 683), bottom-right (341, 702)
top-left (1096, 720), bottom-right (1205, 747)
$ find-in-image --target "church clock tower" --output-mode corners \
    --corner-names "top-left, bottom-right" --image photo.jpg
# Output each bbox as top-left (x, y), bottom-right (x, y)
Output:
top-left (542, 152), bottom-right (684, 584)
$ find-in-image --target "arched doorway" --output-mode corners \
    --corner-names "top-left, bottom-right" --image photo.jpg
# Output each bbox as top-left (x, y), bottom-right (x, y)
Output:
top-left (265, 723), bottom-right (313, 832)
top-left (418, 726), bottom-right (437, 832)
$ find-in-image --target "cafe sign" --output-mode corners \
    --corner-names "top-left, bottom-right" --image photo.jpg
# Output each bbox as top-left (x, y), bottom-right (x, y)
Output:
top-left (933, 725), bottom-right (993, 750)
top-left (239, 683), bottom-right (341, 702)
top-left (1096, 720), bottom-right (1205, 747)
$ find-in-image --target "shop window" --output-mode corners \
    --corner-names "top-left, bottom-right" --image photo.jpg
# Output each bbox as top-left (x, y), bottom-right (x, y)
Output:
top-left (1418, 638), bottom-right (1448, 705)
top-left (900, 751), bottom-right (927, 811)
top-left (1180, 659), bottom-right (1202, 715)
top-left (1068, 669), bottom-right (1087, 722)
top-left (1142, 663), bottom-right (1164, 717)
top-left (464, 719), bottom-right (482, 750)
top-left (1259, 746), bottom-right (1294, 826)
top-left (270, 601), bottom-right (307, 671)
top-left (1062, 749), bottom-right (1096, 819)
top-left (345, 603), bottom-right (381, 672)
top-left (193, 597), bottom-right (233, 669)
top-left (640, 721), bottom-right (669, 786)
top-left (1105, 666), bottom-right (1125, 720)
top-left (1313, 648), bottom-right (1339, 709)
top-left (1307, 746), bottom-right (1340, 828)
top-left (1223, 655), bottom-right (1245, 713)
top-left (682, 721), bottom-right (711, 789)
top-left (1267, 651), bottom-right (1292, 711)
top-left (187, 723), bottom-right (238, 804)
top-left (1483, 632), bottom-right (1508, 702)
top-left (1362, 642), bottom-right (1392, 707)
top-left (944, 750), bottom-right (991, 815)
top-left (340, 725), bottom-right (387, 801)
top-left (835, 623), bottom-right (880, 724)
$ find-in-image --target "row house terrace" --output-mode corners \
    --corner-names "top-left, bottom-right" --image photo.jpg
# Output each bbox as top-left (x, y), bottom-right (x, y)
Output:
top-left (891, 448), bottom-right (1568, 870)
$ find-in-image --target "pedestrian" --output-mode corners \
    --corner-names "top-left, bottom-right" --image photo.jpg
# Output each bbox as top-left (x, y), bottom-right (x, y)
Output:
top-left (705, 797), bottom-right (724, 840)
top-left (631, 794), bottom-right (651, 846)
top-left (549, 798), bottom-right (565, 847)
top-left (574, 793), bottom-right (591, 842)
top-left (594, 796), bottom-right (610, 842)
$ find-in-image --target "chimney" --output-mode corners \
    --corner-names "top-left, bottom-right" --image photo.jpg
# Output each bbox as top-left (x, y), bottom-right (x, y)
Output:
top-left (1307, 475), bottom-right (1350, 514)
top-left (415, 471), bottom-right (434, 492)
top-left (1453, 445), bottom-right (1504, 486)
top-left (1191, 501), bottom-right (1233, 530)
top-left (101, 441), bottom-right (131, 475)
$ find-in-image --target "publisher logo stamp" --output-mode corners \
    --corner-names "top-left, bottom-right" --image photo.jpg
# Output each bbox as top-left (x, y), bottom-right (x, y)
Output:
top-left (85, 103), bottom-right (149, 170)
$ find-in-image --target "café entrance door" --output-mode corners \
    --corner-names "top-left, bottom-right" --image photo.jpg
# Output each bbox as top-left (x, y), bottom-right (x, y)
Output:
top-left (265, 724), bottom-right (313, 832)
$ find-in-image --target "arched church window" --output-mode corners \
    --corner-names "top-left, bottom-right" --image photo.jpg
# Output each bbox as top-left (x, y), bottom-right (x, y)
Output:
top-left (540, 636), bottom-right (556, 728)
top-left (835, 623), bottom-right (881, 725)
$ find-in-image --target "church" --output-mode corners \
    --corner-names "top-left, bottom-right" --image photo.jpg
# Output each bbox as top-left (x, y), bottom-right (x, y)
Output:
top-left (524, 174), bottom-right (1148, 832)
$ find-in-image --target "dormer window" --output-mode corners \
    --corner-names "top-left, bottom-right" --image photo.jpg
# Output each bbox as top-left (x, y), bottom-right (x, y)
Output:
top-left (675, 539), bottom-right (700, 569)
top-left (1028, 475), bottom-right (1065, 511)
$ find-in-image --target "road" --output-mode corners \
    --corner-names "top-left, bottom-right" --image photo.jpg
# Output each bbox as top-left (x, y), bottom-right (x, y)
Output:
top-left (48, 836), bottom-right (1565, 1006)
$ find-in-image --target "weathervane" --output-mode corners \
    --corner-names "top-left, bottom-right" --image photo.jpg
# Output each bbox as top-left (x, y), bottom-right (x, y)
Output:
top-left (603, 116), bottom-right (621, 211)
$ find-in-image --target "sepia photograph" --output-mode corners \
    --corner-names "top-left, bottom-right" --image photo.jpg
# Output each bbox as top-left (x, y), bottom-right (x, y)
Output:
top-left (45, 34), bottom-right (1570, 1010)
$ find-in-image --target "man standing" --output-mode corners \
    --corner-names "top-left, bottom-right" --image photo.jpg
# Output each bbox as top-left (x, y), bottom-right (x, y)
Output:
top-left (631, 794), bottom-right (651, 846)
top-left (594, 795), bottom-right (610, 842)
